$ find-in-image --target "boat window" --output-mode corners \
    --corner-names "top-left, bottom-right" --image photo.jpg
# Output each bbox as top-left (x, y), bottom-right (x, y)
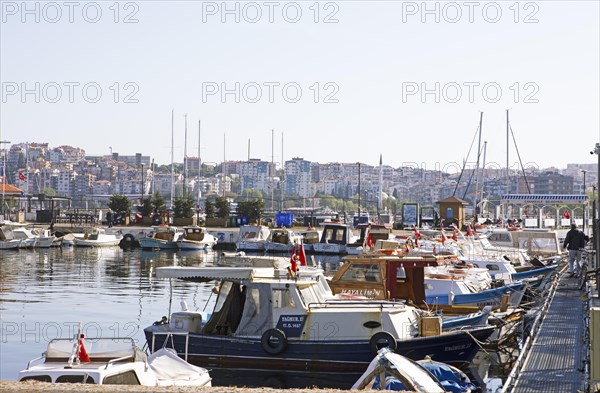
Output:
top-left (102, 370), bottom-right (141, 385)
top-left (20, 375), bottom-right (52, 382)
top-left (272, 288), bottom-right (296, 308)
top-left (297, 285), bottom-right (318, 307)
top-left (242, 231), bottom-right (257, 239)
top-left (396, 267), bottom-right (406, 278)
top-left (340, 264), bottom-right (381, 283)
top-left (485, 264), bottom-right (500, 271)
top-left (56, 374), bottom-right (97, 384)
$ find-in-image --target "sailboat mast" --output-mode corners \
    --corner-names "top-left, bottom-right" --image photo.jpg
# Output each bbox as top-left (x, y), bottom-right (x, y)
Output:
top-left (170, 109), bottom-right (175, 209)
top-left (473, 112), bottom-right (483, 221)
top-left (198, 120), bottom-right (201, 203)
top-left (378, 154), bottom-right (383, 212)
top-left (506, 109), bottom-right (510, 195)
top-left (184, 114), bottom-right (188, 198)
top-left (482, 141), bottom-right (487, 216)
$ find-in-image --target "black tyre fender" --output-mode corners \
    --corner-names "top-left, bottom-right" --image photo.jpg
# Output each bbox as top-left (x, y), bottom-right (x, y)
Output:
top-left (261, 329), bottom-right (287, 355)
top-left (369, 331), bottom-right (397, 355)
top-left (122, 234), bottom-right (135, 243)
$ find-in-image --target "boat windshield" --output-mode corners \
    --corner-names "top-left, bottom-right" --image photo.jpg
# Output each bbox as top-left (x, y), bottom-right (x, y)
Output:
top-left (297, 284), bottom-right (320, 307)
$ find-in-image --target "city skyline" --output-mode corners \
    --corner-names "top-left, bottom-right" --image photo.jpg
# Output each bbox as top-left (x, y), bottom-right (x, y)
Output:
top-left (1, 2), bottom-right (599, 170)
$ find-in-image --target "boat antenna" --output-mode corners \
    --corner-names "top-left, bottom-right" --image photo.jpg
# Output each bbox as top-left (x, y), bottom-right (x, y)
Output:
top-left (167, 278), bottom-right (173, 322)
top-left (473, 112), bottom-right (484, 222)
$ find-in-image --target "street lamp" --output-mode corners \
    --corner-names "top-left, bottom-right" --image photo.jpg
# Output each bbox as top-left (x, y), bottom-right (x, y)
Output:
top-left (592, 143), bottom-right (600, 271)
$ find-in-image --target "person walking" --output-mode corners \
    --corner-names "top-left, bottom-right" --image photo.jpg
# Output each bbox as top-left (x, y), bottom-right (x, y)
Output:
top-left (562, 223), bottom-right (587, 277)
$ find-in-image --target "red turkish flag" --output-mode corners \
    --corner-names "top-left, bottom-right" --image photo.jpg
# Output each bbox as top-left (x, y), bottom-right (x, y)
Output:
top-left (18, 172), bottom-right (25, 181)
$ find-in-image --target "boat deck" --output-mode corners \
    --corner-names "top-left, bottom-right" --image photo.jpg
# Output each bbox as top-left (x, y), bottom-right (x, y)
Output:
top-left (510, 271), bottom-right (586, 393)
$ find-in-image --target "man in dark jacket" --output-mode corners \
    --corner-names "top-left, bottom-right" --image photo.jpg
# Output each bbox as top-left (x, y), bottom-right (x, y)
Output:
top-left (563, 223), bottom-right (587, 276)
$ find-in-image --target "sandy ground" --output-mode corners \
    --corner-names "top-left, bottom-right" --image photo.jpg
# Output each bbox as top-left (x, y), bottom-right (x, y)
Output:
top-left (0, 381), bottom-right (382, 392)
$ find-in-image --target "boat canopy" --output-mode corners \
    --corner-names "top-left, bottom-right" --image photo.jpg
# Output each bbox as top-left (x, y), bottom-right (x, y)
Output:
top-left (156, 267), bottom-right (276, 281)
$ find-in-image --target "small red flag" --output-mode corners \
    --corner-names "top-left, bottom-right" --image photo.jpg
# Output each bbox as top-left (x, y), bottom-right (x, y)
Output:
top-left (563, 210), bottom-right (570, 219)
top-left (79, 335), bottom-right (90, 363)
top-left (298, 241), bottom-right (307, 266)
top-left (441, 230), bottom-right (447, 246)
top-left (466, 225), bottom-right (472, 237)
top-left (452, 226), bottom-right (458, 242)
top-left (18, 172), bottom-right (25, 181)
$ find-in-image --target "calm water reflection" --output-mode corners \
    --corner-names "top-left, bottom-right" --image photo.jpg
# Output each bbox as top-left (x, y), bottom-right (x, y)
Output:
top-left (0, 247), bottom-right (505, 389)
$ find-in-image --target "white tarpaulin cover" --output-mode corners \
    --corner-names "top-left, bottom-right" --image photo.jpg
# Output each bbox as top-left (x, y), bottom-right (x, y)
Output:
top-left (148, 348), bottom-right (211, 386)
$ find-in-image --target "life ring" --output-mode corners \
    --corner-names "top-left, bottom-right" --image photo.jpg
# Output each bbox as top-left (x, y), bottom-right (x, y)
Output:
top-left (261, 329), bottom-right (287, 355)
top-left (369, 331), bottom-right (397, 355)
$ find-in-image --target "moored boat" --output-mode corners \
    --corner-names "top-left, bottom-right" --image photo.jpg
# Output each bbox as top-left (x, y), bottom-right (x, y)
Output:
top-left (73, 228), bottom-right (122, 247)
top-left (19, 332), bottom-right (211, 386)
top-left (235, 224), bottom-right (270, 252)
top-left (138, 226), bottom-right (179, 250)
top-left (176, 226), bottom-right (217, 250)
top-left (144, 265), bottom-right (495, 372)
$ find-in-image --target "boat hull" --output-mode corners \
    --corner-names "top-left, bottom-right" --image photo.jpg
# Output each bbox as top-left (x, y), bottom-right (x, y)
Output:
top-left (144, 325), bottom-right (494, 372)
top-left (426, 282), bottom-right (525, 308)
top-left (138, 238), bottom-right (178, 250)
top-left (236, 241), bottom-right (266, 252)
top-left (312, 243), bottom-right (347, 255)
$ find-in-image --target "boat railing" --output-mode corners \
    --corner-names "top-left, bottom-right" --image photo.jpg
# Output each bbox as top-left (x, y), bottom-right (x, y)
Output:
top-left (150, 331), bottom-right (190, 361)
top-left (104, 355), bottom-right (135, 370)
top-left (26, 354), bottom-right (46, 370)
top-left (307, 300), bottom-right (405, 310)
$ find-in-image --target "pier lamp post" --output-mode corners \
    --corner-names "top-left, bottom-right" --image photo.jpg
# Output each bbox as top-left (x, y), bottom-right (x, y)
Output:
top-left (592, 143), bottom-right (600, 270)
top-left (582, 169), bottom-right (587, 234)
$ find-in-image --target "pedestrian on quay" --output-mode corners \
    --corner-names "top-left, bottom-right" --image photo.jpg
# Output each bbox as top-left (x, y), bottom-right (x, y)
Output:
top-left (106, 209), bottom-right (113, 228)
top-left (562, 223), bottom-right (588, 277)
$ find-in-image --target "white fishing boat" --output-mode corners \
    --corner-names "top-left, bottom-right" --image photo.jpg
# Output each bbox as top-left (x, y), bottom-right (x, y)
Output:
top-left (0, 226), bottom-right (22, 249)
top-left (312, 222), bottom-right (357, 255)
top-left (73, 228), bottom-right (122, 247)
top-left (19, 332), bottom-right (211, 386)
top-left (11, 227), bottom-right (37, 248)
top-left (296, 227), bottom-right (321, 253)
top-left (235, 224), bottom-right (270, 252)
top-left (144, 265), bottom-right (495, 372)
top-left (138, 226), bottom-right (180, 250)
top-left (263, 227), bottom-right (303, 253)
top-left (176, 226), bottom-right (217, 250)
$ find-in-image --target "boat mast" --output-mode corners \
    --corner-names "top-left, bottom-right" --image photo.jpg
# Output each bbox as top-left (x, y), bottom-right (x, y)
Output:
top-left (184, 114), bottom-right (188, 198)
top-left (198, 120), bottom-right (201, 204)
top-left (170, 109), bottom-right (175, 210)
top-left (378, 154), bottom-right (383, 213)
top-left (481, 141), bottom-right (487, 216)
top-left (473, 112), bottom-right (483, 222)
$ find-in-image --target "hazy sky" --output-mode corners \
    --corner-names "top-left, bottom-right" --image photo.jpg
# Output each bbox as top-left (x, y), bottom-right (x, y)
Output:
top-left (1, 1), bottom-right (599, 173)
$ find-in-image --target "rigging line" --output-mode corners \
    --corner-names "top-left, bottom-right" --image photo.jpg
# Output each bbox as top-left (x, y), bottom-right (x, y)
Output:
top-left (462, 143), bottom-right (486, 201)
top-left (509, 124), bottom-right (531, 194)
top-left (453, 124), bottom-right (481, 196)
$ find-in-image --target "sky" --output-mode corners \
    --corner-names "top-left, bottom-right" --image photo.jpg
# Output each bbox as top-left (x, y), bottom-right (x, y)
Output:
top-left (1, 0), bottom-right (599, 173)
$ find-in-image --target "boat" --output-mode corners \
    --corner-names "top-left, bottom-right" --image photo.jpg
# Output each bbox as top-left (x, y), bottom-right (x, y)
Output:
top-left (296, 227), bottom-right (321, 253)
top-left (138, 226), bottom-right (180, 250)
top-left (263, 227), bottom-right (303, 253)
top-left (346, 223), bottom-right (392, 255)
top-left (30, 228), bottom-right (57, 248)
top-left (144, 265), bottom-right (495, 372)
top-left (73, 228), bottom-right (122, 247)
top-left (0, 226), bottom-right (22, 249)
top-left (11, 227), bottom-right (38, 248)
top-left (329, 256), bottom-right (526, 309)
top-left (235, 224), bottom-right (270, 252)
top-left (176, 226), bottom-right (217, 251)
top-left (312, 221), bottom-right (357, 255)
top-left (19, 331), bottom-right (211, 386)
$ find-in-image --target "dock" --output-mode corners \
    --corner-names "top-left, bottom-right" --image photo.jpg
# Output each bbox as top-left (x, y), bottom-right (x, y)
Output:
top-left (503, 261), bottom-right (599, 393)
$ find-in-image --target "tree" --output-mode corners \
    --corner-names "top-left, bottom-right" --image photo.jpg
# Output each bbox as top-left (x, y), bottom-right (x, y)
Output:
top-left (204, 199), bottom-right (215, 219)
top-left (108, 194), bottom-right (131, 215)
top-left (173, 195), bottom-right (194, 218)
top-left (139, 192), bottom-right (166, 217)
top-left (237, 200), bottom-right (264, 223)
top-left (41, 188), bottom-right (57, 197)
top-left (215, 197), bottom-right (231, 219)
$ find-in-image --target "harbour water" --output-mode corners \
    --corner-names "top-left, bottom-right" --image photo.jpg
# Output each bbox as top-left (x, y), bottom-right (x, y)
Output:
top-left (0, 247), bottom-right (507, 390)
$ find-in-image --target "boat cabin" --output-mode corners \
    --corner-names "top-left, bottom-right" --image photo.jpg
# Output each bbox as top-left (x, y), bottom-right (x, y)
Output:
top-left (182, 226), bottom-right (206, 241)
